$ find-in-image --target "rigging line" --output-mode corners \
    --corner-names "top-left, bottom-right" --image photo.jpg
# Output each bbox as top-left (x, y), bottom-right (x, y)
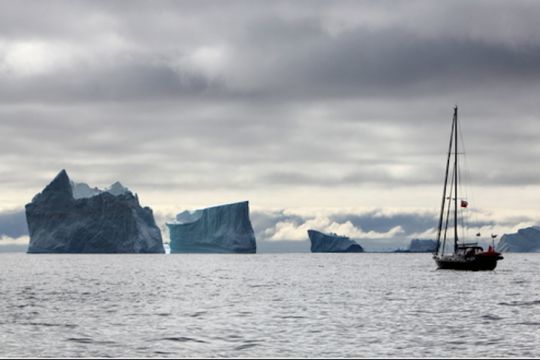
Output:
top-left (464, 126), bottom-right (476, 243)
top-left (457, 111), bottom-right (471, 243)
top-left (457, 121), bottom-right (464, 243)
top-left (454, 106), bottom-right (458, 253)
top-left (461, 208), bottom-right (466, 244)
top-left (459, 154), bottom-right (467, 243)
top-left (463, 130), bottom-right (478, 243)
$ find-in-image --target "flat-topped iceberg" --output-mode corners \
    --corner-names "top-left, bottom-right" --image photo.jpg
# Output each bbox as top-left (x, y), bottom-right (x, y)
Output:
top-left (25, 170), bottom-right (164, 253)
top-left (497, 226), bottom-right (540, 252)
top-left (308, 229), bottom-right (364, 253)
top-left (167, 201), bottom-right (256, 253)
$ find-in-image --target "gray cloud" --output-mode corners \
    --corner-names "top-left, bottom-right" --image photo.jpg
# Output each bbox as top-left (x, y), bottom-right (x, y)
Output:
top-left (0, 209), bottom-right (27, 238)
top-left (2, 0), bottom-right (540, 218)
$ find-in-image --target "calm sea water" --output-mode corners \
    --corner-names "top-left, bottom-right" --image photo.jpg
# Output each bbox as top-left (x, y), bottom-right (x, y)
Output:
top-left (0, 253), bottom-right (539, 358)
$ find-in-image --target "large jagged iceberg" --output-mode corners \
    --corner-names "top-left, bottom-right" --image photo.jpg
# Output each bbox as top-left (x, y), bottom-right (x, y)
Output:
top-left (497, 226), bottom-right (540, 252)
top-left (167, 201), bottom-right (256, 253)
top-left (308, 229), bottom-right (364, 253)
top-left (25, 170), bottom-right (164, 253)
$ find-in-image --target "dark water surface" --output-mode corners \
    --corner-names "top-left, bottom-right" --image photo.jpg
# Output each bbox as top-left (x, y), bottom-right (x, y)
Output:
top-left (0, 253), bottom-right (539, 358)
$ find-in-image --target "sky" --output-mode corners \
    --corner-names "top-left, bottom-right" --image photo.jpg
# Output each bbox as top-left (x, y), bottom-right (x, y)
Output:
top-left (2, 0), bottom-right (540, 251)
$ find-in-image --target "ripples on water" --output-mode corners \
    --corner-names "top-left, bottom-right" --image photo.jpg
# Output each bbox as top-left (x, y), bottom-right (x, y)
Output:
top-left (1, 253), bottom-right (539, 358)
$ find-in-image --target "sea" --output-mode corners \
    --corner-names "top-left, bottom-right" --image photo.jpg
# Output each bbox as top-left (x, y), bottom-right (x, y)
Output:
top-left (0, 253), bottom-right (539, 358)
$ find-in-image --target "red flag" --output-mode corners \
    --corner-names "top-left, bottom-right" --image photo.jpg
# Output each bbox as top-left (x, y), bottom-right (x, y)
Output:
top-left (461, 200), bottom-right (468, 208)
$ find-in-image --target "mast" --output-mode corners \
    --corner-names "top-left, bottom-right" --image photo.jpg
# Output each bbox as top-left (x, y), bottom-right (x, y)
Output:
top-left (442, 164), bottom-right (455, 255)
top-left (454, 106), bottom-right (459, 253)
top-left (435, 112), bottom-right (455, 255)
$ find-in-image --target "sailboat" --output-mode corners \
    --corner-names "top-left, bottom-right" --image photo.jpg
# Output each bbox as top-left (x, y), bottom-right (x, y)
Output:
top-left (433, 107), bottom-right (503, 271)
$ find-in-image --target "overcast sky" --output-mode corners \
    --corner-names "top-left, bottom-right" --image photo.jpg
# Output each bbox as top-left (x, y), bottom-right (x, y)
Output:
top-left (2, 1), bottom-right (540, 250)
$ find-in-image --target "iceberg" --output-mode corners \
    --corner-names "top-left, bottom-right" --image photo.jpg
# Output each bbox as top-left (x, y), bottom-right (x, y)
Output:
top-left (25, 170), bottom-right (164, 253)
top-left (167, 201), bottom-right (256, 253)
top-left (497, 226), bottom-right (540, 252)
top-left (409, 239), bottom-right (437, 252)
top-left (307, 229), bottom-right (364, 253)
top-left (70, 180), bottom-right (129, 199)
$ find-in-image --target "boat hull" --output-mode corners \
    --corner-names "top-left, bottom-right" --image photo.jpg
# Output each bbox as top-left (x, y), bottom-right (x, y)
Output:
top-left (434, 253), bottom-right (503, 271)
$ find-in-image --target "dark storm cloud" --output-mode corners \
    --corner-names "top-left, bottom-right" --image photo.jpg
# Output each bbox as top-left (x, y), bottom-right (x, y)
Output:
top-left (3, 1), bottom-right (540, 103)
top-left (0, 60), bottom-right (222, 103)
top-left (231, 18), bottom-right (540, 101)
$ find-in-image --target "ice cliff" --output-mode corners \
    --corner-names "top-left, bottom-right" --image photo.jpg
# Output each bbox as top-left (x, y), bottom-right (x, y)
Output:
top-left (25, 170), bottom-right (164, 253)
top-left (308, 230), bottom-right (364, 253)
top-left (167, 201), bottom-right (256, 253)
top-left (497, 226), bottom-right (540, 252)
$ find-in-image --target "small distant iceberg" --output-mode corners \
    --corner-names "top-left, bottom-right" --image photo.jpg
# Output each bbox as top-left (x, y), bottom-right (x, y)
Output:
top-left (25, 170), bottom-right (164, 253)
top-left (307, 229), bottom-right (364, 253)
top-left (497, 226), bottom-right (540, 252)
top-left (395, 239), bottom-right (437, 253)
top-left (167, 201), bottom-right (256, 253)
